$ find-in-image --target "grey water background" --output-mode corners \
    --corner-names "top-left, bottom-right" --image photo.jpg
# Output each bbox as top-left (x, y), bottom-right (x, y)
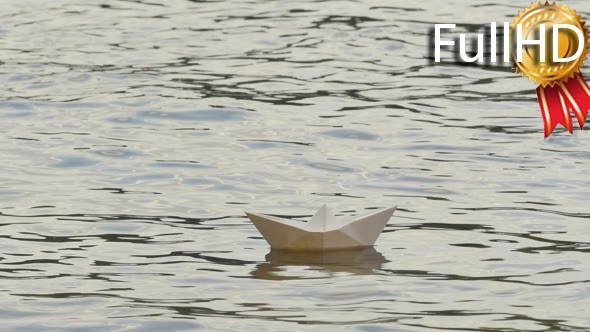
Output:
top-left (1, 0), bottom-right (590, 330)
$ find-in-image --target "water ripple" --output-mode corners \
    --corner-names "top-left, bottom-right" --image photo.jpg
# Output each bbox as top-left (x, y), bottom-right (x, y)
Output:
top-left (1, 0), bottom-right (589, 330)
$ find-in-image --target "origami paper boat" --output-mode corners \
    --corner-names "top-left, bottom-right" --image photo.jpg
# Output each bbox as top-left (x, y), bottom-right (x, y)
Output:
top-left (246, 205), bottom-right (396, 251)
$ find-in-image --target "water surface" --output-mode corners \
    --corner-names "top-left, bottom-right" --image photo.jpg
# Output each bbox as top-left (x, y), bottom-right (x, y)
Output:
top-left (1, 0), bottom-right (590, 330)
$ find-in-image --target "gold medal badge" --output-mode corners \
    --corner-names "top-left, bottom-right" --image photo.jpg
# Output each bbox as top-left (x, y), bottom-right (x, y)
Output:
top-left (512, 2), bottom-right (590, 137)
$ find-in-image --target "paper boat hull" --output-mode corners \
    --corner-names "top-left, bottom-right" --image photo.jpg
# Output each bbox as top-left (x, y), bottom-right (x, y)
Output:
top-left (246, 207), bottom-right (395, 251)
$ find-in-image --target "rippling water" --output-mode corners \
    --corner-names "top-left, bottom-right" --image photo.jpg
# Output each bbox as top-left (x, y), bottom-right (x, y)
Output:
top-left (1, 0), bottom-right (590, 330)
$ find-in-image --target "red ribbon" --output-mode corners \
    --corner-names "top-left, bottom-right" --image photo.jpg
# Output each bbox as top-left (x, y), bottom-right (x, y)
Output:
top-left (536, 72), bottom-right (590, 138)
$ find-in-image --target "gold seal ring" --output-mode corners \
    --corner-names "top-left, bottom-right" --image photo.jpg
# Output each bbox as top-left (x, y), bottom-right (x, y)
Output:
top-left (512, 2), bottom-right (589, 87)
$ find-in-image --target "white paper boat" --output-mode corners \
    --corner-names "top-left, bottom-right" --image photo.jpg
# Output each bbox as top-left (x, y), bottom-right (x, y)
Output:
top-left (245, 205), bottom-right (396, 251)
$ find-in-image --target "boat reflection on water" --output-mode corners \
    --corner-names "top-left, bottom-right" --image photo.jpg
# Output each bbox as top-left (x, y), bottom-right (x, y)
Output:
top-left (250, 247), bottom-right (389, 280)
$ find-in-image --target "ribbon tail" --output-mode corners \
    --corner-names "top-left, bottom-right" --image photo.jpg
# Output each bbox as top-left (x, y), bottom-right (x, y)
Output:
top-left (559, 72), bottom-right (590, 129)
top-left (537, 85), bottom-right (573, 138)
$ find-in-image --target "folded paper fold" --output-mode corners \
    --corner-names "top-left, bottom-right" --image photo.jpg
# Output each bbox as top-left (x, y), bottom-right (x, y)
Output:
top-left (246, 205), bottom-right (396, 251)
